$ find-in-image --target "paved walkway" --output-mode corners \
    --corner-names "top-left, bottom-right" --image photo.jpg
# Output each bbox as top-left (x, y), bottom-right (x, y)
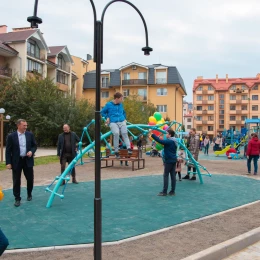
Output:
top-left (224, 240), bottom-right (260, 259)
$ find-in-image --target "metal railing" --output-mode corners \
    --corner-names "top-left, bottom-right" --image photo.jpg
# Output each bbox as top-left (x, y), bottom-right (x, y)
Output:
top-left (0, 68), bottom-right (12, 77)
top-left (156, 78), bottom-right (167, 84)
top-left (27, 51), bottom-right (45, 61)
top-left (101, 82), bottom-right (110, 88)
top-left (122, 79), bottom-right (147, 85)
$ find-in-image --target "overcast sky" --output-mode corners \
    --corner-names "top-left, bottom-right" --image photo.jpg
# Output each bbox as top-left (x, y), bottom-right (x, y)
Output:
top-left (1, 0), bottom-right (260, 101)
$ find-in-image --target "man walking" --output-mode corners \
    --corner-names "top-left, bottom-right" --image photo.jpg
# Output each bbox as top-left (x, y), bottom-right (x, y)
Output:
top-left (101, 92), bottom-right (132, 158)
top-left (6, 119), bottom-right (37, 207)
top-left (57, 124), bottom-right (80, 184)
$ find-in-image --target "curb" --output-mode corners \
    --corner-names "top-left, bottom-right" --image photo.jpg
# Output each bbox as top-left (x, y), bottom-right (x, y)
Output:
top-left (182, 226), bottom-right (260, 260)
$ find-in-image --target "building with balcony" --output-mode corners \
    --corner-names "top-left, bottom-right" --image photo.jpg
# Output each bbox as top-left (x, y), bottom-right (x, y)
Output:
top-left (183, 101), bottom-right (193, 131)
top-left (83, 62), bottom-right (186, 123)
top-left (193, 74), bottom-right (260, 138)
top-left (0, 25), bottom-right (78, 96)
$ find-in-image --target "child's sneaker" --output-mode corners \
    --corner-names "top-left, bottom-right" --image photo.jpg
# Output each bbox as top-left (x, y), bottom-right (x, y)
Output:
top-left (127, 148), bottom-right (133, 155)
top-left (115, 152), bottom-right (120, 159)
top-left (179, 179), bottom-right (182, 181)
top-left (157, 192), bottom-right (167, 196)
top-left (168, 191), bottom-right (176, 196)
top-left (190, 176), bottom-right (196, 181)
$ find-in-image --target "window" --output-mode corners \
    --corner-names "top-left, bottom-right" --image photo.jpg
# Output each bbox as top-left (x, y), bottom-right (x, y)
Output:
top-left (252, 95), bottom-right (258, 100)
top-left (197, 86), bottom-right (202, 91)
top-left (208, 116), bottom-right (214, 121)
top-left (219, 105), bottom-right (224, 109)
top-left (252, 116), bottom-right (258, 119)
top-left (230, 85), bottom-right (236, 90)
top-left (208, 85), bottom-right (214, 91)
top-left (241, 116), bottom-right (247, 121)
top-left (27, 59), bottom-right (43, 74)
top-left (56, 71), bottom-right (68, 85)
top-left (241, 85), bottom-right (247, 90)
top-left (157, 105), bottom-right (167, 112)
top-left (57, 54), bottom-right (66, 71)
top-left (242, 95), bottom-right (248, 100)
top-left (208, 95), bottom-right (214, 101)
top-left (219, 125), bottom-right (224, 129)
top-left (138, 89), bottom-right (147, 100)
top-left (138, 72), bottom-right (147, 79)
top-left (123, 89), bottom-right (129, 97)
top-left (123, 73), bottom-right (130, 80)
top-left (230, 105), bottom-right (236, 110)
top-left (197, 126), bottom-right (202, 131)
top-left (208, 105), bottom-right (214, 110)
top-left (208, 126), bottom-right (213, 131)
top-left (242, 105), bottom-right (247, 110)
top-left (197, 95), bottom-right (202, 101)
top-left (197, 116), bottom-right (202, 121)
top-left (252, 85), bottom-right (258, 90)
top-left (157, 88), bottom-right (167, 96)
top-left (230, 116), bottom-right (236, 121)
top-left (101, 76), bottom-right (109, 88)
top-left (196, 106), bottom-right (202, 111)
top-left (156, 71), bottom-right (166, 84)
top-left (187, 118), bottom-right (191, 122)
top-left (230, 95), bottom-right (236, 100)
top-left (219, 94), bottom-right (224, 99)
top-left (219, 120), bottom-right (224, 124)
top-left (27, 40), bottom-right (40, 59)
top-left (220, 99), bottom-right (224, 104)
top-left (220, 110), bottom-right (224, 115)
top-left (187, 125), bottom-right (191, 129)
top-left (101, 92), bottom-right (109, 98)
top-left (252, 105), bottom-right (258, 111)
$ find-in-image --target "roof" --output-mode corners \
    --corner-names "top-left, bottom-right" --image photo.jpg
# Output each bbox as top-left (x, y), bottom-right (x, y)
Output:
top-left (48, 46), bottom-right (66, 56)
top-left (193, 76), bottom-right (260, 91)
top-left (83, 63), bottom-right (186, 94)
top-left (0, 40), bottom-right (18, 55)
top-left (184, 113), bottom-right (192, 117)
top-left (0, 29), bottom-right (36, 42)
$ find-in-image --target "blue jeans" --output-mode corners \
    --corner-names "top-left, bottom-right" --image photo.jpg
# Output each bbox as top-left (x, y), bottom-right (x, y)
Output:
top-left (204, 144), bottom-right (209, 154)
top-left (162, 163), bottom-right (176, 193)
top-left (0, 228), bottom-right (9, 256)
top-left (247, 155), bottom-right (259, 174)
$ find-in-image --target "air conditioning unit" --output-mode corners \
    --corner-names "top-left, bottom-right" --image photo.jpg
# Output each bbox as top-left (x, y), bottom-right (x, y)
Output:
top-left (132, 65), bottom-right (137, 70)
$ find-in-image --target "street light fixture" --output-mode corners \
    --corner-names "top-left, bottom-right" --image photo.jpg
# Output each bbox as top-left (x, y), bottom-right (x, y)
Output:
top-left (0, 108), bottom-right (10, 162)
top-left (27, 1), bottom-right (152, 259)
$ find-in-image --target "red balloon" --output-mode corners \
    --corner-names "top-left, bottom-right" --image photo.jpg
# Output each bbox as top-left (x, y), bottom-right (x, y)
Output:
top-left (148, 122), bottom-right (156, 126)
top-left (152, 130), bottom-right (161, 136)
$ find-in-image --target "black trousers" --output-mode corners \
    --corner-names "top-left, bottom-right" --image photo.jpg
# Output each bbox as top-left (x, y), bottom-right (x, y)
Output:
top-left (12, 157), bottom-right (34, 201)
top-left (61, 153), bottom-right (76, 177)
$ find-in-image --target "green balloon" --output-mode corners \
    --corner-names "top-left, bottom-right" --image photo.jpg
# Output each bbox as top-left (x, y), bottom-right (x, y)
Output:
top-left (155, 143), bottom-right (163, 151)
top-left (154, 112), bottom-right (162, 121)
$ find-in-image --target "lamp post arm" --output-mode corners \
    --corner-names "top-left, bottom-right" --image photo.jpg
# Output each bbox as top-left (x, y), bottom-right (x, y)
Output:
top-left (89, 0), bottom-right (98, 62)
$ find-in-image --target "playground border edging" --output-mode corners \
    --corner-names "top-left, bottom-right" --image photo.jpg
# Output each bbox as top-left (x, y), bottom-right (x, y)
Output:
top-left (3, 200), bottom-right (260, 256)
top-left (182, 226), bottom-right (260, 260)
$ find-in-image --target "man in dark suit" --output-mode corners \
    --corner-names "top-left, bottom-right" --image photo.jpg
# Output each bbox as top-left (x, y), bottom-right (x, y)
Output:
top-left (57, 124), bottom-right (80, 184)
top-left (6, 119), bottom-right (37, 207)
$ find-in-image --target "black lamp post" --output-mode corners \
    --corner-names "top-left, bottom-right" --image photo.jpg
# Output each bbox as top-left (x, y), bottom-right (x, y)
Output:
top-left (27, 1), bottom-right (152, 259)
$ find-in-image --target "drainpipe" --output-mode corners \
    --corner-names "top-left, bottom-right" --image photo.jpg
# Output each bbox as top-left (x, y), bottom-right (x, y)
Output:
top-left (175, 86), bottom-right (179, 129)
top-left (18, 56), bottom-right (22, 79)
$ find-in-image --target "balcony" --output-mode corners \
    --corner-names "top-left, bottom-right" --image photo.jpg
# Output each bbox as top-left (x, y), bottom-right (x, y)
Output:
top-left (196, 120), bottom-right (202, 124)
top-left (202, 90), bottom-right (208, 94)
top-left (236, 120), bottom-right (242, 124)
top-left (0, 68), bottom-right (12, 78)
top-left (202, 120), bottom-right (208, 124)
top-left (57, 64), bottom-right (70, 73)
top-left (202, 110), bottom-right (208, 114)
top-left (207, 110), bottom-right (214, 114)
top-left (202, 100), bottom-right (208, 104)
top-left (236, 100), bottom-right (242, 104)
top-left (27, 51), bottom-right (45, 61)
top-left (236, 110), bottom-right (242, 114)
top-left (122, 79), bottom-right (147, 85)
top-left (101, 82), bottom-right (110, 88)
top-left (155, 78), bottom-right (167, 84)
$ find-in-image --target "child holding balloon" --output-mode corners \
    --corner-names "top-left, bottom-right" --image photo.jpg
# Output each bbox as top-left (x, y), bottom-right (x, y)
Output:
top-left (0, 188), bottom-right (9, 256)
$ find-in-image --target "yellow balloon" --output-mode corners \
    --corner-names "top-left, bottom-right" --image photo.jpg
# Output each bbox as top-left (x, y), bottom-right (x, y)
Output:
top-left (149, 116), bottom-right (157, 124)
top-left (156, 120), bottom-right (163, 125)
top-left (161, 118), bottom-right (165, 123)
top-left (0, 189), bottom-right (4, 201)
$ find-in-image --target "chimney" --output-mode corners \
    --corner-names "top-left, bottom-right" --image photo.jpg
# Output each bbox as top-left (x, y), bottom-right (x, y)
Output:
top-left (0, 25), bottom-right (7, 34)
top-left (87, 54), bottom-right (92, 61)
top-left (226, 74), bottom-right (228, 83)
top-left (197, 76), bottom-right (203, 80)
top-left (216, 74), bottom-right (218, 83)
top-left (12, 27), bottom-right (33, 32)
top-left (256, 73), bottom-right (260, 79)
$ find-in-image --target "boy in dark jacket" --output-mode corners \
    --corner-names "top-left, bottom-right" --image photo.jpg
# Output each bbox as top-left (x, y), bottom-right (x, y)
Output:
top-left (150, 129), bottom-right (177, 196)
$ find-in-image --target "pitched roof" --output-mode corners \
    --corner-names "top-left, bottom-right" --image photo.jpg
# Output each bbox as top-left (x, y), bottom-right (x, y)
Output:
top-left (48, 46), bottom-right (65, 56)
top-left (0, 40), bottom-right (18, 55)
top-left (0, 29), bottom-right (36, 42)
top-left (193, 76), bottom-right (260, 91)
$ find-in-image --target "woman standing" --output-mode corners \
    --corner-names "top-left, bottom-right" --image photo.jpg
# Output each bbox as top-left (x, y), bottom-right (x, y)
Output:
top-left (204, 135), bottom-right (210, 155)
top-left (246, 133), bottom-right (260, 175)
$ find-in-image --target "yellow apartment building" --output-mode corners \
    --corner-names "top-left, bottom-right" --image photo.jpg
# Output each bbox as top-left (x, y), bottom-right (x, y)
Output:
top-left (193, 74), bottom-right (260, 138)
top-left (82, 62), bottom-right (187, 123)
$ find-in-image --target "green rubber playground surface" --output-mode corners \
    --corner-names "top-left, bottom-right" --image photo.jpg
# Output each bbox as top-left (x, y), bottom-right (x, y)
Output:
top-left (1, 174), bottom-right (259, 249)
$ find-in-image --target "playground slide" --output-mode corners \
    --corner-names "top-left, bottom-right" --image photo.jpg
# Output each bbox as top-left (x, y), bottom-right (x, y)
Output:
top-left (214, 145), bottom-right (231, 156)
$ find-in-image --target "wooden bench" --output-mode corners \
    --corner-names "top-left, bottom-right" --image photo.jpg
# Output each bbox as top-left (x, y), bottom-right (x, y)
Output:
top-left (101, 149), bottom-right (145, 171)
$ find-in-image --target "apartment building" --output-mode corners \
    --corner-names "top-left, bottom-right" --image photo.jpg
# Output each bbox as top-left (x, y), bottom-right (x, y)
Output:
top-left (83, 62), bottom-right (186, 123)
top-left (0, 25), bottom-right (76, 95)
top-left (193, 74), bottom-right (260, 138)
top-left (183, 101), bottom-right (193, 131)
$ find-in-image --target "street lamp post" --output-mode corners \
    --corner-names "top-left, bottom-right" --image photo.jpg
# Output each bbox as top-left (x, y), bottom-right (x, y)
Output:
top-left (0, 108), bottom-right (10, 163)
top-left (27, 1), bottom-right (152, 259)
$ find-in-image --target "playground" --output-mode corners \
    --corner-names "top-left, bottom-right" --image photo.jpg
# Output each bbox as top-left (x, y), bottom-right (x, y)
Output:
top-left (1, 146), bottom-right (260, 259)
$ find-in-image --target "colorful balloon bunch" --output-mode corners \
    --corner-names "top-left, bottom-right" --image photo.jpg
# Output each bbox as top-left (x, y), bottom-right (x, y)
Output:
top-left (148, 112), bottom-right (169, 151)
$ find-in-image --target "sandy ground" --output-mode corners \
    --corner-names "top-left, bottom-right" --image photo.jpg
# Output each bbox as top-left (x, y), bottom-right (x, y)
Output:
top-left (1, 151), bottom-right (260, 260)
